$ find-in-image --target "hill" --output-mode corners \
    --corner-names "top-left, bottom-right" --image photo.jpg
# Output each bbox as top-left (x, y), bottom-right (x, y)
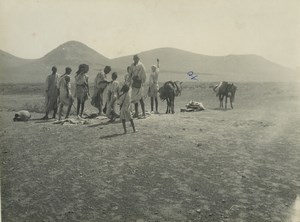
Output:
top-left (0, 41), bottom-right (298, 83)
top-left (0, 50), bottom-right (34, 67)
top-left (111, 47), bottom-right (298, 82)
top-left (0, 41), bottom-right (110, 83)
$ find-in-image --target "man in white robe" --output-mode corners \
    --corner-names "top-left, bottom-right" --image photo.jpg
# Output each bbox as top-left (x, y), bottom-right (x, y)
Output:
top-left (129, 55), bottom-right (147, 118)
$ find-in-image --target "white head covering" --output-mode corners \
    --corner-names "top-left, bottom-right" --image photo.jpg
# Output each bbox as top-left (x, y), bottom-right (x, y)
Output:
top-left (151, 65), bottom-right (157, 72)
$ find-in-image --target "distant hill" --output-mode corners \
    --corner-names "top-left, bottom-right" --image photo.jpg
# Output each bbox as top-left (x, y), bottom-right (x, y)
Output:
top-left (0, 50), bottom-right (34, 67)
top-left (0, 41), bottom-right (298, 83)
top-left (111, 47), bottom-right (298, 82)
top-left (0, 41), bottom-right (110, 83)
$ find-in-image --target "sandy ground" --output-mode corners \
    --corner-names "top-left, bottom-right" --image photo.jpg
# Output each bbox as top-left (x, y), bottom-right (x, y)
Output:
top-left (1, 82), bottom-right (300, 222)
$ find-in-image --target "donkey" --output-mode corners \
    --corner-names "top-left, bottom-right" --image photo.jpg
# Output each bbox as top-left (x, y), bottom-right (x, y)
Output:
top-left (159, 81), bottom-right (183, 114)
top-left (213, 81), bottom-right (237, 109)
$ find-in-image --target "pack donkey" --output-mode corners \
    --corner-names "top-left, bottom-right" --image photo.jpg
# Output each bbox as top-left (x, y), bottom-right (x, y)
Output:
top-left (213, 81), bottom-right (237, 109)
top-left (159, 81), bottom-right (183, 114)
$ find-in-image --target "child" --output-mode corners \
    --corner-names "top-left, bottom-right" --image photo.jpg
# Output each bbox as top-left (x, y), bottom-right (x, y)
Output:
top-left (106, 72), bottom-right (120, 122)
top-left (148, 58), bottom-right (160, 114)
top-left (119, 84), bottom-right (136, 134)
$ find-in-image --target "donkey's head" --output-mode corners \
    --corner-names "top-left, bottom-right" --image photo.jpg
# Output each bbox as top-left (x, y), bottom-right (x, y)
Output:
top-left (174, 81), bottom-right (183, 96)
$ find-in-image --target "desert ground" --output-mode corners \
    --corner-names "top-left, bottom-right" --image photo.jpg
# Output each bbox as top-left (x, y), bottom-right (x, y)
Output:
top-left (1, 81), bottom-right (300, 222)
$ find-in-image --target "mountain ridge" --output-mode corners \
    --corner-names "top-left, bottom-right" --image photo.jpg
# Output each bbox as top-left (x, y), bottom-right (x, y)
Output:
top-left (0, 41), bottom-right (298, 83)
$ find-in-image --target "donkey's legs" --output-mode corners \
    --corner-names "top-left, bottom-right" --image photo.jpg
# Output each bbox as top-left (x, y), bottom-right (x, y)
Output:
top-left (219, 95), bottom-right (224, 108)
top-left (166, 98), bottom-right (170, 113)
top-left (225, 96), bottom-right (228, 109)
top-left (171, 96), bottom-right (175, 114)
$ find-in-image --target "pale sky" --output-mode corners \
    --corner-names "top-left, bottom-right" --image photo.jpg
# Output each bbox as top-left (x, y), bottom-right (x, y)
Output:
top-left (0, 0), bottom-right (299, 69)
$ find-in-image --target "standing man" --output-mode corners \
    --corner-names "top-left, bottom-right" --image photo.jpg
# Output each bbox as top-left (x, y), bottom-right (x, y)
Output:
top-left (41, 66), bottom-right (59, 119)
top-left (57, 67), bottom-right (73, 120)
top-left (92, 66), bottom-right (111, 116)
top-left (129, 54), bottom-right (147, 118)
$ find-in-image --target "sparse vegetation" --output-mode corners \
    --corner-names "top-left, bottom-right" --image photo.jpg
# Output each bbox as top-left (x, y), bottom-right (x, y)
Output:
top-left (1, 82), bottom-right (300, 222)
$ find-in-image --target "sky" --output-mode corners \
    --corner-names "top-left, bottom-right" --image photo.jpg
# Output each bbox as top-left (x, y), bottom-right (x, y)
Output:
top-left (0, 0), bottom-right (299, 69)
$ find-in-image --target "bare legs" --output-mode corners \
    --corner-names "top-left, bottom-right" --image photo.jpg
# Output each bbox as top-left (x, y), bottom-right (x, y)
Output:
top-left (77, 99), bottom-right (85, 117)
top-left (41, 106), bottom-right (57, 119)
top-left (150, 97), bottom-right (158, 113)
top-left (58, 104), bottom-right (64, 120)
top-left (134, 98), bottom-right (146, 118)
top-left (58, 103), bottom-right (72, 120)
top-left (97, 93), bottom-right (103, 116)
top-left (98, 103), bottom-right (102, 116)
top-left (122, 119), bottom-right (136, 134)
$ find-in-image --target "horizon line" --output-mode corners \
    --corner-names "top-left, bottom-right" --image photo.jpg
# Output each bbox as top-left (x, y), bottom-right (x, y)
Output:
top-left (0, 40), bottom-right (292, 69)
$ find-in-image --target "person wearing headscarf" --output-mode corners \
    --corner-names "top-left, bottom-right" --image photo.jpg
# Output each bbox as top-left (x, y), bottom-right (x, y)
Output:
top-left (74, 64), bottom-right (89, 117)
top-left (92, 66), bottom-right (111, 115)
top-left (128, 54), bottom-right (147, 118)
top-left (41, 66), bottom-right (59, 119)
top-left (148, 59), bottom-right (160, 114)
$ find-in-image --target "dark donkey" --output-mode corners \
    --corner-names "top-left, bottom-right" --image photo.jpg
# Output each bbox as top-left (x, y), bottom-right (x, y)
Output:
top-left (213, 81), bottom-right (237, 109)
top-left (159, 81), bottom-right (183, 114)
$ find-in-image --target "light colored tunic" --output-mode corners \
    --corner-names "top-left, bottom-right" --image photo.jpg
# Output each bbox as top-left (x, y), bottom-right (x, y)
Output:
top-left (92, 70), bottom-right (108, 107)
top-left (56, 73), bottom-right (65, 89)
top-left (129, 61), bottom-right (146, 103)
top-left (75, 73), bottom-right (89, 102)
top-left (119, 91), bottom-right (132, 121)
top-left (58, 75), bottom-right (73, 106)
top-left (45, 73), bottom-right (59, 111)
top-left (106, 80), bottom-right (120, 118)
top-left (148, 68), bottom-right (159, 98)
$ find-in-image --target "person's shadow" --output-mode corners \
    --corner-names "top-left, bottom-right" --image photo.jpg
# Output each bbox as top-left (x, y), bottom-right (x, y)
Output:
top-left (99, 133), bottom-right (124, 139)
top-left (88, 119), bottom-right (121, 127)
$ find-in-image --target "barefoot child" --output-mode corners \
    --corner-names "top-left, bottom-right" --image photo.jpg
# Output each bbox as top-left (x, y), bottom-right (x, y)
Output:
top-left (148, 58), bottom-right (160, 114)
top-left (118, 84), bottom-right (136, 134)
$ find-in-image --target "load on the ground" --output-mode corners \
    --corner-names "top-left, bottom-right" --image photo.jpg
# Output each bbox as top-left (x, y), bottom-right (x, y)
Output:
top-left (181, 101), bottom-right (205, 112)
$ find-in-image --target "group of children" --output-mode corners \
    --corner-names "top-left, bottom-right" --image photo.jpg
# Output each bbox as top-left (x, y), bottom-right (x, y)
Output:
top-left (41, 55), bottom-right (160, 134)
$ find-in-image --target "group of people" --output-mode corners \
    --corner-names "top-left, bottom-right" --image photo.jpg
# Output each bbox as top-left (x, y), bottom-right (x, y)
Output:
top-left (41, 54), bottom-right (160, 134)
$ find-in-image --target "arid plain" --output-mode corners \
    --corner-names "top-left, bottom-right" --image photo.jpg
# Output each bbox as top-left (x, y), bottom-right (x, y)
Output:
top-left (1, 81), bottom-right (299, 222)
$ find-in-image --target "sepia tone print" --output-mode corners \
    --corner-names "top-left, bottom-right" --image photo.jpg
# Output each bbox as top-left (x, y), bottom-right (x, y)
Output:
top-left (1, 0), bottom-right (299, 221)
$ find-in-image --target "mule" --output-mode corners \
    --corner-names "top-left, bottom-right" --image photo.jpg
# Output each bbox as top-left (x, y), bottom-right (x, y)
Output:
top-left (159, 81), bottom-right (183, 114)
top-left (213, 81), bottom-right (237, 109)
